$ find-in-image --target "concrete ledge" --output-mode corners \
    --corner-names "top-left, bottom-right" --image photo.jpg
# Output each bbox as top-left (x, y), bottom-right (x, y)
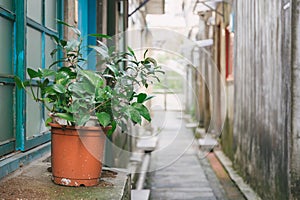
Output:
top-left (131, 189), bottom-right (150, 200)
top-left (0, 142), bottom-right (51, 180)
top-left (214, 150), bottom-right (261, 200)
top-left (198, 135), bottom-right (219, 151)
top-left (0, 154), bottom-right (131, 200)
top-left (185, 122), bottom-right (199, 129)
top-left (136, 137), bottom-right (158, 152)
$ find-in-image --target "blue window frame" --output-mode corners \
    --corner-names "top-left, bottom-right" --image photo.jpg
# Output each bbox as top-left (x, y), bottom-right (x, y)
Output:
top-left (0, 0), bottom-right (63, 156)
top-left (78, 0), bottom-right (97, 70)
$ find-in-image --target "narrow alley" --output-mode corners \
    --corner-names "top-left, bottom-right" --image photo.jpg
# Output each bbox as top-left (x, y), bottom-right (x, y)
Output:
top-left (147, 110), bottom-right (244, 200)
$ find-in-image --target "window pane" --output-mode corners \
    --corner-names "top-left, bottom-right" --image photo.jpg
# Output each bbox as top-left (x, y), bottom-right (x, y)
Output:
top-left (0, 86), bottom-right (14, 142)
top-left (0, 0), bottom-right (12, 11)
top-left (45, 35), bottom-right (56, 68)
top-left (0, 17), bottom-right (13, 75)
top-left (45, 0), bottom-right (57, 30)
top-left (26, 87), bottom-right (45, 139)
top-left (26, 27), bottom-right (42, 76)
top-left (27, 0), bottom-right (42, 23)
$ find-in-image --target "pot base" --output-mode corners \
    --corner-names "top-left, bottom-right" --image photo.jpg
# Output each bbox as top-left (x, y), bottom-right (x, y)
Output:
top-left (52, 176), bottom-right (100, 187)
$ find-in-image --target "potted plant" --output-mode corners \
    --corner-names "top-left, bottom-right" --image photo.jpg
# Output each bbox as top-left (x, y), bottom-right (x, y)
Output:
top-left (15, 22), bottom-right (163, 187)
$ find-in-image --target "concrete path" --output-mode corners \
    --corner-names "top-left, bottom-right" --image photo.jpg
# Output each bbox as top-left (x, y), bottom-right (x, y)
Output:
top-left (147, 111), bottom-right (228, 200)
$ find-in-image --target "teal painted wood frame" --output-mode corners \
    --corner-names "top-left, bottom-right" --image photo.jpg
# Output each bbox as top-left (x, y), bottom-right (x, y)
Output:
top-left (0, 1), bottom-right (17, 156)
top-left (15, 0), bottom-right (26, 151)
top-left (0, 142), bottom-right (50, 180)
top-left (78, 0), bottom-right (97, 70)
top-left (0, 142), bottom-right (15, 156)
top-left (0, 7), bottom-right (15, 21)
top-left (23, 0), bottom-right (64, 151)
top-left (0, 0), bottom-right (64, 155)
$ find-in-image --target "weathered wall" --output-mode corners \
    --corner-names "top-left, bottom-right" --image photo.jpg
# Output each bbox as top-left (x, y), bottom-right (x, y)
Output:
top-left (212, 3), bottom-right (236, 159)
top-left (291, 0), bottom-right (300, 199)
top-left (233, 0), bottom-right (292, 199)
top-left (64, 0), bottom-right (78, 39)
top-left (222, 81), bottom-right (235, 160)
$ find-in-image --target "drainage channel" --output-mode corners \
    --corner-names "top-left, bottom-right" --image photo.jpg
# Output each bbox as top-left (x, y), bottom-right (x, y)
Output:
top-left (131, 137), bottom-right (157, 200)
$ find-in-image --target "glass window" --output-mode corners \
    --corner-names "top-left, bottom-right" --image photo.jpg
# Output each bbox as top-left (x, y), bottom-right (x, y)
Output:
top-left (26, 87), bottom-right (44, 139)
top-left (26, 27), bottom-right (42, 75)
top-left (0, 86), bottom-right (14, 142)
top-left (0, 0), bottom-right (63, 153)
top-left (27, 0), bottom-right (42, 23)
top-left (0, 0), bottom-right (13, 11)
top-left (0, 17), bottom-right (13, 75)
top-left (45, 0), bottom-right (57, 30)
top-left (45, 35), bottom-right (56, 68)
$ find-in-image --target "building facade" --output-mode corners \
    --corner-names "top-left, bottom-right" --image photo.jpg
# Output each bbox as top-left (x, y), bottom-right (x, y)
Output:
top-left (212, 0), bottom-right (300, 199)
top-left (192, 0), bottom-right (300, 199)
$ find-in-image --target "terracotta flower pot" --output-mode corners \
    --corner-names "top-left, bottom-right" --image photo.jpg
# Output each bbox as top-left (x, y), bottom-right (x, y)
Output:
top-left (50, 123), bottom-right (109, 187)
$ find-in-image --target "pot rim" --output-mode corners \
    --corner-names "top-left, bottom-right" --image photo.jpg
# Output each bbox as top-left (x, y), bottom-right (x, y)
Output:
top-left (49, 122), bottom-right (112, 131)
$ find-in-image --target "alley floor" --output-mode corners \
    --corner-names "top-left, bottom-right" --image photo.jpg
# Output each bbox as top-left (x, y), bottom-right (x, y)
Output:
top-left (0, 110), bottom-right (246, 200)
top-left (146, 110), bottom-right (245, 200)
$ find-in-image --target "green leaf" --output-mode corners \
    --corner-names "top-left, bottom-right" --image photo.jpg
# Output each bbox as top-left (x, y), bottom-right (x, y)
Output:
top-left (96, 112), bottom-right (111, 127)
top-left (23, 80), bottom-right (30, 87)
top-left (137, 93), bottom-right (147, 103)
top-left (129, 92), bottom-right (136, 101)
top-left (57, 20), bottom-right (81, 36)
top-left (143, 49), bottom-right (149, 58)
top-left (155, 69), bottom-right (165, 74)
top-left (103, 74), bottom-right (115, 79)
top-left (52, 84), bottom-right (66, 94)
top-left (42, 69), bottom-right (56, 77)
top-left (127, 47), bottom-right (137, 60)
top-left (132, 103), bottom-right (151, 121)
top-left (89, 45), bottom-right (108, 58)
top-left (106, 64), bottom-right (118, 75)
top-left (144, 57), bottom-right (157, 67)
top-left (58, 67), bottom-right (76, 78)
top-left (107, 120), bottom-right (117, 136)
top-left (57, 19), bottom-right (73, 27)
top-left (27, 68), bottom-right (42, 79)
top-left (41, 78), bottom-right (50, 89)
top-left (45, 117), bottom-right (52, 126)
top-left (76, 114), bottom-right (90, 126)
top-left (51, 35), bottom-right (60, 45)
top-left (144, 95), bottom-right (155, 102)
top-left (79, 70), bottom-right (104, 88)
top-left (56, 113), bottom-right (74, 122)
top-left (49, 59), bottom-right (65, 68)
top-left (60, 40), bottom-right (67, 47)
top-left (55, 71), bottom-right (71, 86)
top-left (14, 76), bottom-right (25, 89)
top-left (69, 82), bottom-right (94, 95)
top-left (127, 107), bottom-right (141, 124)
top-left (89, 33), bottom-right (111, 39)
top-left (50, 48), bottom-right (58, 57)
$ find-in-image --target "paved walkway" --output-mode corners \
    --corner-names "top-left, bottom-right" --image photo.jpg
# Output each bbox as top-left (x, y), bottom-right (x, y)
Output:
top-left (147, 111), bottom-right (228, 200)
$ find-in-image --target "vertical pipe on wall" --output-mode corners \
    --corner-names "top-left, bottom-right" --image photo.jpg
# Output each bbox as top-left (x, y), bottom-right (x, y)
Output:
top-left (15, 0), bottom-right (26, 151)
top-left (107, 0), bottom-right (116, 37)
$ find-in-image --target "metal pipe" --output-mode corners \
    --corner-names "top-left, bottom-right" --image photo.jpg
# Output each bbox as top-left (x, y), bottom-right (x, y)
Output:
top-left (128, 0), bottom-right (150, 17)
top-left (135, 153), bottom-right (151, 190)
